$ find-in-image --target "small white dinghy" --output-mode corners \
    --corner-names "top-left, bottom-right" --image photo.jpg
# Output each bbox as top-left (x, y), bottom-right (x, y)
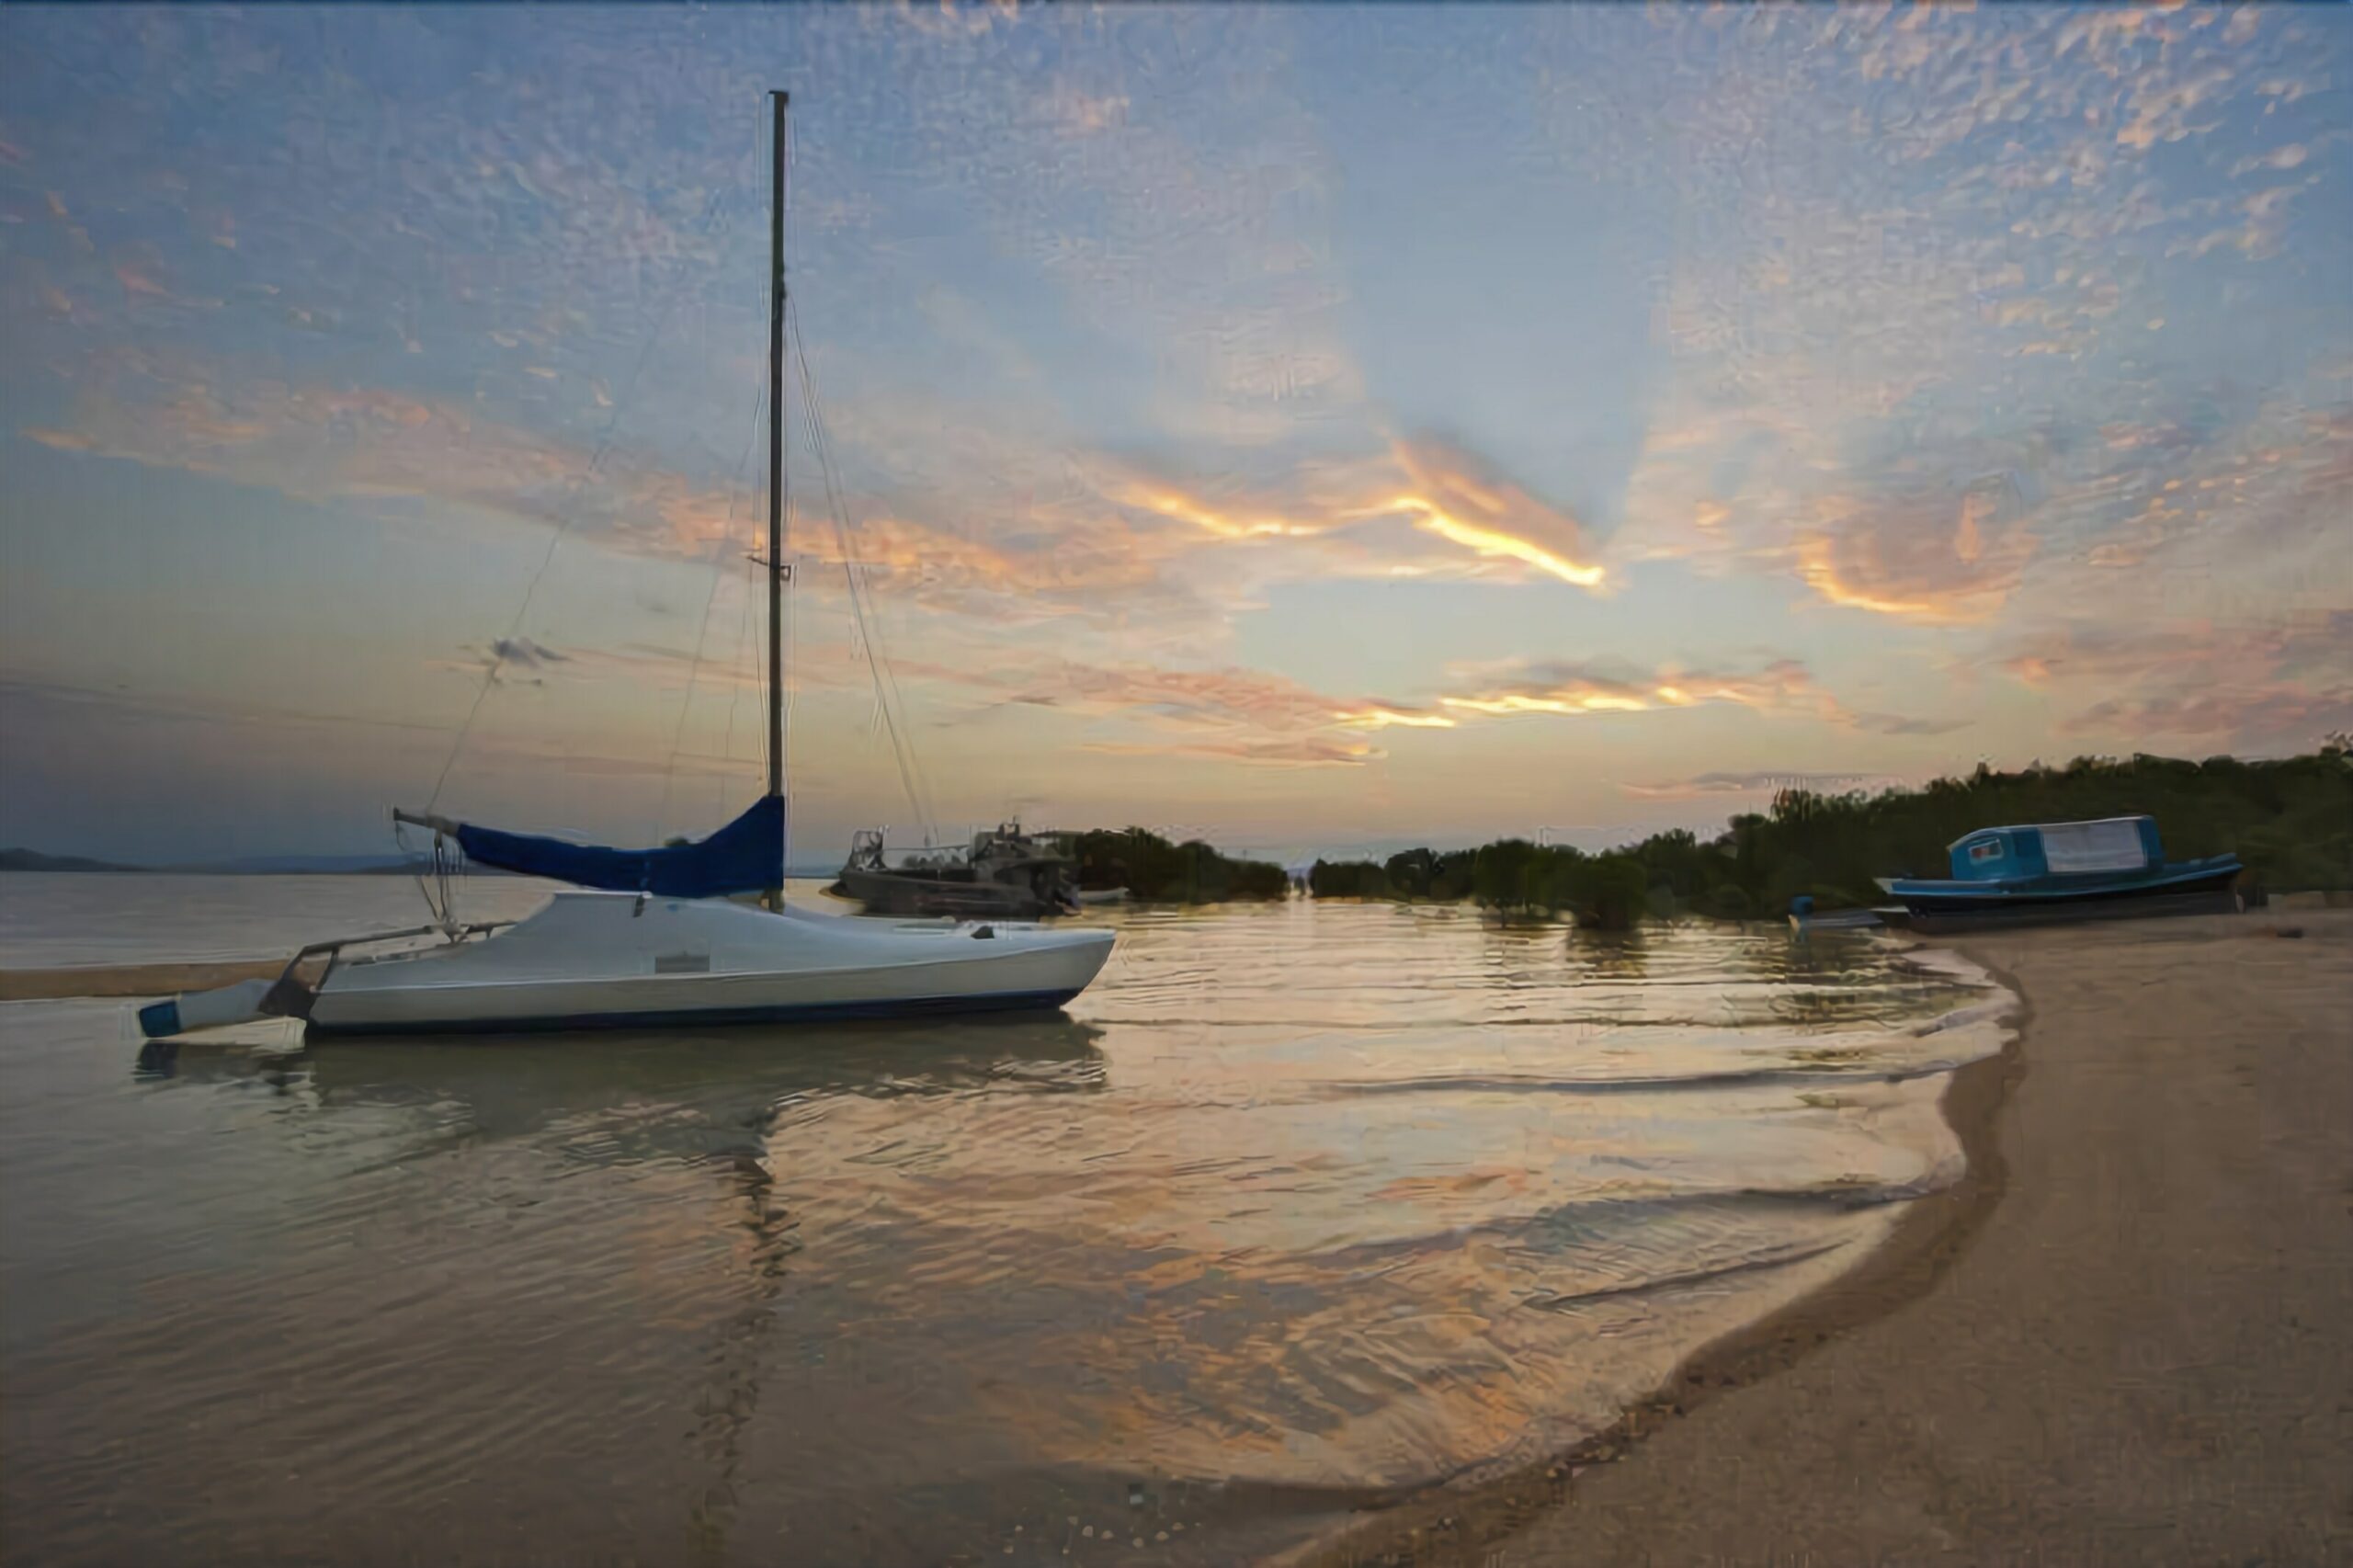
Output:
top-left (138, 91), bottom-right (1115, 1042)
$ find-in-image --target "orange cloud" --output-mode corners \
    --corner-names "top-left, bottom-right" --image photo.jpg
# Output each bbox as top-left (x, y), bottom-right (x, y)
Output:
top-left (1007, 661), bottom-right (1435, 737)
top-left (1389, 437), bottom-right (1606, 588)
top-left (1795, 478), bottom-right (2037, 623)
top-left (1104, 477), bottom-right (1313, 540)
top-left (27, 355), bottom-right (1195, 626)
top-left (2002, 611), bottom-right (2353, 747)
top-left (891, 656), bottom-right (1452, 767)
top-left (1084, 734), bottom-right (1381, 768)
top-left (1333, 706), bottom-right (1457, 731)
top-left (1097, 436), bottom-right (1606, 589)
top-left (2063, 685), bottom-right (2353, 743)
top-left (1442, 657), bottom-right (1964, 736)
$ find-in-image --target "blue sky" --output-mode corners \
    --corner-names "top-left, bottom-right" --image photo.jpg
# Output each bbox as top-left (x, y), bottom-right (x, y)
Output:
top-left (3, 5), bottom-right (2348, 864)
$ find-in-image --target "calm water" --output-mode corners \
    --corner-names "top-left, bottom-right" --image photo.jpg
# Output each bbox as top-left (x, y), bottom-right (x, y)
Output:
top-left (0, 874), bottom-right (2006, 1566)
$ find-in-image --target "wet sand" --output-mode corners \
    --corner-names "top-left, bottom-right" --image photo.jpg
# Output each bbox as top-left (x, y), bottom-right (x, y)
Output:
top-left (1300, 909), bottom-right (2353, 1567)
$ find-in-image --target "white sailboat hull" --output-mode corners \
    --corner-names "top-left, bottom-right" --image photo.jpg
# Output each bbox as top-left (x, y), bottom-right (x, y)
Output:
top-left (305, 892), bottom-right (1113, 1036)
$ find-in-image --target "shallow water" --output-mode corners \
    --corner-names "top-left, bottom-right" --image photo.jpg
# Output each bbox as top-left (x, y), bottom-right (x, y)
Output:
top-left (0, 875), bottom-right (2005, 1565)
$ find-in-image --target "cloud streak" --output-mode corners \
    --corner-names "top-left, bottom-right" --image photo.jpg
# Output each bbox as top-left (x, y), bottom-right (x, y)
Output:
top-left (1097, 435), bottom-right (1607, 589)
top-left (1620, 769), bottom-right (1909, 801)
top-left (1439, 657), bottom-right (1966, 736)
top-left (2000, 609), bottom-right (2353, 750)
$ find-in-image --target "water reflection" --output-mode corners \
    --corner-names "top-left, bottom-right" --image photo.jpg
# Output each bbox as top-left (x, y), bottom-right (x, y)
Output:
top-left (136, 1015), bottom-right (1108, 1164)
top-left (108, 1016), bottom-right (1113, 1564)
top-left (1565, 927), bottom-right (1649, 981)
top-left (12, 897), bottom-right (2006, 1568)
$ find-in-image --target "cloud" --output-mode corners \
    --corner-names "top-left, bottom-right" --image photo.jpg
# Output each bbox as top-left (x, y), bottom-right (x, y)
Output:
top-left (2063, 687), bottom-right (2353, 746)
top-left (8, 3), bottom-right (2347, 825)
top-left (28, 347), bottom-right (1614, 665)
top-left (988, 659), bottom-right (1457, 747)
top-left (1590, 0), bottom-right (2336, 635)
top-left (1995, 610), bottom-right (2353, 750)
top-left (2170, 179), bottom-right (2315, 262)
top-left (1332, 706), bottom-right (1456, 732)
top-left (1096, 435), bottom-right (1606, 589)
top-left (1083, 734), bottom-right (1381, 768)
top-left (1438, 655), bottom-right (1967, 736)
top-left (2022, 402), bottom-right (2352, 597)
top-left (26, 355), bottom-right (658, 537)
top-left (1794, 473), bottom-right (2038, 623)
top-left (2231, 143), bottom-right (2311, 176)
top-left (1620, 769), bottom-right (1907, 801)
top-left (816, 652), bottom-right (1443, 767)
top-left (1388, 438), bottom-right (1606, 589)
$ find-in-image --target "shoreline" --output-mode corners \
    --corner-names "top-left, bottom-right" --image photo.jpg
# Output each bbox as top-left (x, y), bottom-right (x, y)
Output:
top-left (1296, 908), bottom-right (2350, 1567)
top-left (0, 959), bottom-right (287, 1002)
top-left (1280, 943), bottom-right (2029, 1568)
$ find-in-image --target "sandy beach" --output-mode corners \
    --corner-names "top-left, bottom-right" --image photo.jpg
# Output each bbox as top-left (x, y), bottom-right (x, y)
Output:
top-left (1305, 908), bottom-right (2353, 1566)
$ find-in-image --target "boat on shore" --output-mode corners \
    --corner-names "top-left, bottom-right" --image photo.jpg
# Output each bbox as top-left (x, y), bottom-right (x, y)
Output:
top-left (1874, 815), bottom-right (2240, 933)
top-left (832, 824), bottom-right (1080, 919)
top-left (138, 91), bottom-right (1114, 1041)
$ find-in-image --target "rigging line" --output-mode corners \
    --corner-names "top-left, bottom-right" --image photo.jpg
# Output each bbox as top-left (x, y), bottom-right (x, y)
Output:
top-left (786, 304), bottom-right (935, 840)
top-left (423, 130), bottom-right (756, 817)
top-left (790, 301), bottom-right (931, 834)
top-left (784, 488), bottom-right (800, 771)
top-left (658, 378), bottom-right (767, 837)
top-left (847, 529), bottom-right (937, 836)
top-left (720, 552), bottom-right (757, 822)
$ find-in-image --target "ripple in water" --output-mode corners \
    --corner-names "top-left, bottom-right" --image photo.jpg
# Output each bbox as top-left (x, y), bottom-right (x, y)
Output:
top-left (0, 881), bottom-right (2008, 1565)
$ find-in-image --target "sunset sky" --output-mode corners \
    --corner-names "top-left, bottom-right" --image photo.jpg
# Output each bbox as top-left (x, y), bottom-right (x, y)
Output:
top-left (3, 5), bottom-right (2348, 866)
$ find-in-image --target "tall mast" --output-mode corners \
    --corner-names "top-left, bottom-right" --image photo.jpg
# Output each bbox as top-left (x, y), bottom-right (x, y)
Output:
top-left (765, 90), bottom-right (789, 908)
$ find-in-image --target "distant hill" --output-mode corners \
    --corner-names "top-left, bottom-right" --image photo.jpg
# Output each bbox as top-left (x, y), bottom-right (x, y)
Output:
top-left (0, 847), bottom-right (143, 873)
top-left (2, 846), bottom-right (844, 878)
top-left (181, 854), bottom-right (423, 875)
top-left (0, 847), bottom-right (422, 875)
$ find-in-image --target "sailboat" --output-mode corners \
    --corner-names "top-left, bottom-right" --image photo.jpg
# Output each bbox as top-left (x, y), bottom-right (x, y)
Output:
top-left (138, 92), bottom-right (1114, 1040)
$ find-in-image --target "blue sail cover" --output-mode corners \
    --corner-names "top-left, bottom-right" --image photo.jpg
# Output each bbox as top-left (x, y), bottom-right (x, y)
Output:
top-left (455, 796), bottom-right (784, 898)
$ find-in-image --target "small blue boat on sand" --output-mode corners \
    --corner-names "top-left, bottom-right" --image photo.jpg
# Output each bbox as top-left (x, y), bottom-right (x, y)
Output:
top-left (1875, 815), bottom-right (2241, 933)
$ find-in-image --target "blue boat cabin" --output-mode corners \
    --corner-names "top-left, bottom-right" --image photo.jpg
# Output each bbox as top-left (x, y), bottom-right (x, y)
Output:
top-left (1944, 816), bottom-right (2164, 882)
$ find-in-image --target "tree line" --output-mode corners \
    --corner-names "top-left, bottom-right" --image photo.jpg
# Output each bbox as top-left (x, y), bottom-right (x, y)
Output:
top-left (1303, 747), bottom-right (2351, 926)
top-left (1067, 828), bottom-right (1290, 903)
